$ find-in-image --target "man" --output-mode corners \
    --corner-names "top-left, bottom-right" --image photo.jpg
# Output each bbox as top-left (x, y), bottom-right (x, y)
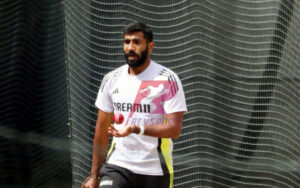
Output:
top-left (82, 22), bottom-right (187, 188)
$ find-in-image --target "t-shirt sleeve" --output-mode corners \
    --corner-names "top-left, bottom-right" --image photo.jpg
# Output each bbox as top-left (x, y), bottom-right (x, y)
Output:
top-left (163, 73), bottom-right (187, 114)
top-left (95, 75), bottom-right (114, 112)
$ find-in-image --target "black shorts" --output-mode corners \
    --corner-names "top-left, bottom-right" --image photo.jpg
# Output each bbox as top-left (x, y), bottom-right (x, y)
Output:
top-left (99, 163), bottom-right (171, 188)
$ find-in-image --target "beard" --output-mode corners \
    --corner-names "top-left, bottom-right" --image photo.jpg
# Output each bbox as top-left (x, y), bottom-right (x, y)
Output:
top-left (124, 47), bottom-right (148, 68)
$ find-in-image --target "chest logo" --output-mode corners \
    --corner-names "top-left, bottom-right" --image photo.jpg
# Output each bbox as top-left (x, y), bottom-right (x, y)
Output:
top-left (112, 88), bottom-right (119, 95)
top-left (124, 80), bottom-right (178, 125)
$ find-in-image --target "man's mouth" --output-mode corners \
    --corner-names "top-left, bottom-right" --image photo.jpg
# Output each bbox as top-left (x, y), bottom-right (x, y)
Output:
top-left (128, 55), bottom-right (137, 60)
top-left (126, 52), bottom-right (138, 60)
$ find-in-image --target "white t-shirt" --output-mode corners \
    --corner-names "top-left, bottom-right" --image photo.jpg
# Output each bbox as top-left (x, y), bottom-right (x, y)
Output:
top-left (95, 60), bottom-right (187, 176)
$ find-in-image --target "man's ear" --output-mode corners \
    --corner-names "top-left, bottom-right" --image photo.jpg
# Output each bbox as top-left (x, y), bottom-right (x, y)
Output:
top-left (148, 41), bottom-right (155, 53)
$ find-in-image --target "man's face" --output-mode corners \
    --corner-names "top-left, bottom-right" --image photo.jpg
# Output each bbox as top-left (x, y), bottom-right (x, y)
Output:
top-left (123, 32), bottom-right (149, 67)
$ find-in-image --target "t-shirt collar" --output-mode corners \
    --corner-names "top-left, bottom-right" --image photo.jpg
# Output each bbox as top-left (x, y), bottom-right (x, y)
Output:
top-left (126, 60), bottom-right (153, 79)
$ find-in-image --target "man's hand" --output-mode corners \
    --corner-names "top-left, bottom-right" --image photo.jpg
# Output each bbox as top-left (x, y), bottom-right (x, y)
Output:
top-left (108, 112), bottom-right (184, 139)
top-left (81, 177), bottom-right (99, 188)
top-left (108, 124), bottom-right (138, 137)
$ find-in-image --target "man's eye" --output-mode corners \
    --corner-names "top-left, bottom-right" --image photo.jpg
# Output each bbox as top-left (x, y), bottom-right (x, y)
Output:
top-left (124, 40), bottom-right (130, 44)
top-left (133, 40), bottom-right (140, 44)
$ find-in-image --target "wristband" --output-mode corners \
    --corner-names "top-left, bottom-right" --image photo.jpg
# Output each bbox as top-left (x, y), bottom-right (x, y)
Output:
top-left (89, 175), bottom-right (100, 180)
top-left (138, 126), bottom-right (145, 135)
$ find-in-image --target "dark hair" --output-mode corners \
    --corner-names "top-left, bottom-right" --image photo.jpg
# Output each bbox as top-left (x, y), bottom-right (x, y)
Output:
top-left (124, 22), bottom-right (153, 42)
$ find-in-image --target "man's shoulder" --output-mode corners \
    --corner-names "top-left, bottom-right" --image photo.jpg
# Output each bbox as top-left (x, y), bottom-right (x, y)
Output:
top-left (151, 61), bottom-right (180, 81)
top-left (104, 65), bottom-right (127, 79)
top-left (101, 65), bottom-right (127, 84)
top-left (100, 65), bottom-right (126, 90)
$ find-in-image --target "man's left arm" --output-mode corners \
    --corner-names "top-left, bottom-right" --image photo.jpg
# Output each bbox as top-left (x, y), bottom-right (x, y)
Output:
top-left (108, 111), bottom-right (184, 139)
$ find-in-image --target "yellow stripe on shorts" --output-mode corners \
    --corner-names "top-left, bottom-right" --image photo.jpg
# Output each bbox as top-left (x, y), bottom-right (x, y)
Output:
top-left (161, 138), bottom-right (174, 188)
top-left (105, 140), bottom-right (115, 161)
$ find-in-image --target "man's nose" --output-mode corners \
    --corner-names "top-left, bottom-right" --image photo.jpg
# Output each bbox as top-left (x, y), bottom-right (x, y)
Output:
top-left (128, 42), bottom-right (135, 50)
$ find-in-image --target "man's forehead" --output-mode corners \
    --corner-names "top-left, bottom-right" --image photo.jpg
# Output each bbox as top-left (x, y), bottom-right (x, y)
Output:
top-left (124, 32), bottom-right (145, 40)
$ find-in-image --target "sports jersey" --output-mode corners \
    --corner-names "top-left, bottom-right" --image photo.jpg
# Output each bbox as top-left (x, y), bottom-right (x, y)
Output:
top-left (95, 60), bottom-right (187, 176)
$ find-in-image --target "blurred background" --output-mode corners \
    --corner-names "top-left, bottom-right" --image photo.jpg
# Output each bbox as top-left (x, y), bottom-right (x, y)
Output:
top-left (1, 0), bottom-right (300, 188)
top-left (0, 0), bottom-right (70, 188)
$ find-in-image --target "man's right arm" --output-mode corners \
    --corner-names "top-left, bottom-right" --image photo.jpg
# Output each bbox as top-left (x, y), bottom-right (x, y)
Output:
top-left (82, 109), bottom-right (113, 188)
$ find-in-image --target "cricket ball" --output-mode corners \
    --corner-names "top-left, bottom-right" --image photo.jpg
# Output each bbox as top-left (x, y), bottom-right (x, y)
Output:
top-left (113, 112), bottom-right (124, 124)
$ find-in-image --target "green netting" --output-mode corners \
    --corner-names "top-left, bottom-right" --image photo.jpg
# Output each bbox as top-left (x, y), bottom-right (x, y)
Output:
top-left (63, 0), bottom-right (300, 187)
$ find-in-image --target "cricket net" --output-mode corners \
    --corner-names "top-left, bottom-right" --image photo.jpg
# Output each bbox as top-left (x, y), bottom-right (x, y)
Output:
top-left (63, 0), bottom-right (300, 187)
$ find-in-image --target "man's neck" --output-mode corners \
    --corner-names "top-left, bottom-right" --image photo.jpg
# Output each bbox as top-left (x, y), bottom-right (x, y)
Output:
top-left (128, 59), bottom-right (151, 76)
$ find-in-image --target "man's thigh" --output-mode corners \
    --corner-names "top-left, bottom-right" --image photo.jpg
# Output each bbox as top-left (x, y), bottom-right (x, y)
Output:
top-left (132, 173), bottom-right (170, 188)
top-left (99, 164), bottom-right (132, 188)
